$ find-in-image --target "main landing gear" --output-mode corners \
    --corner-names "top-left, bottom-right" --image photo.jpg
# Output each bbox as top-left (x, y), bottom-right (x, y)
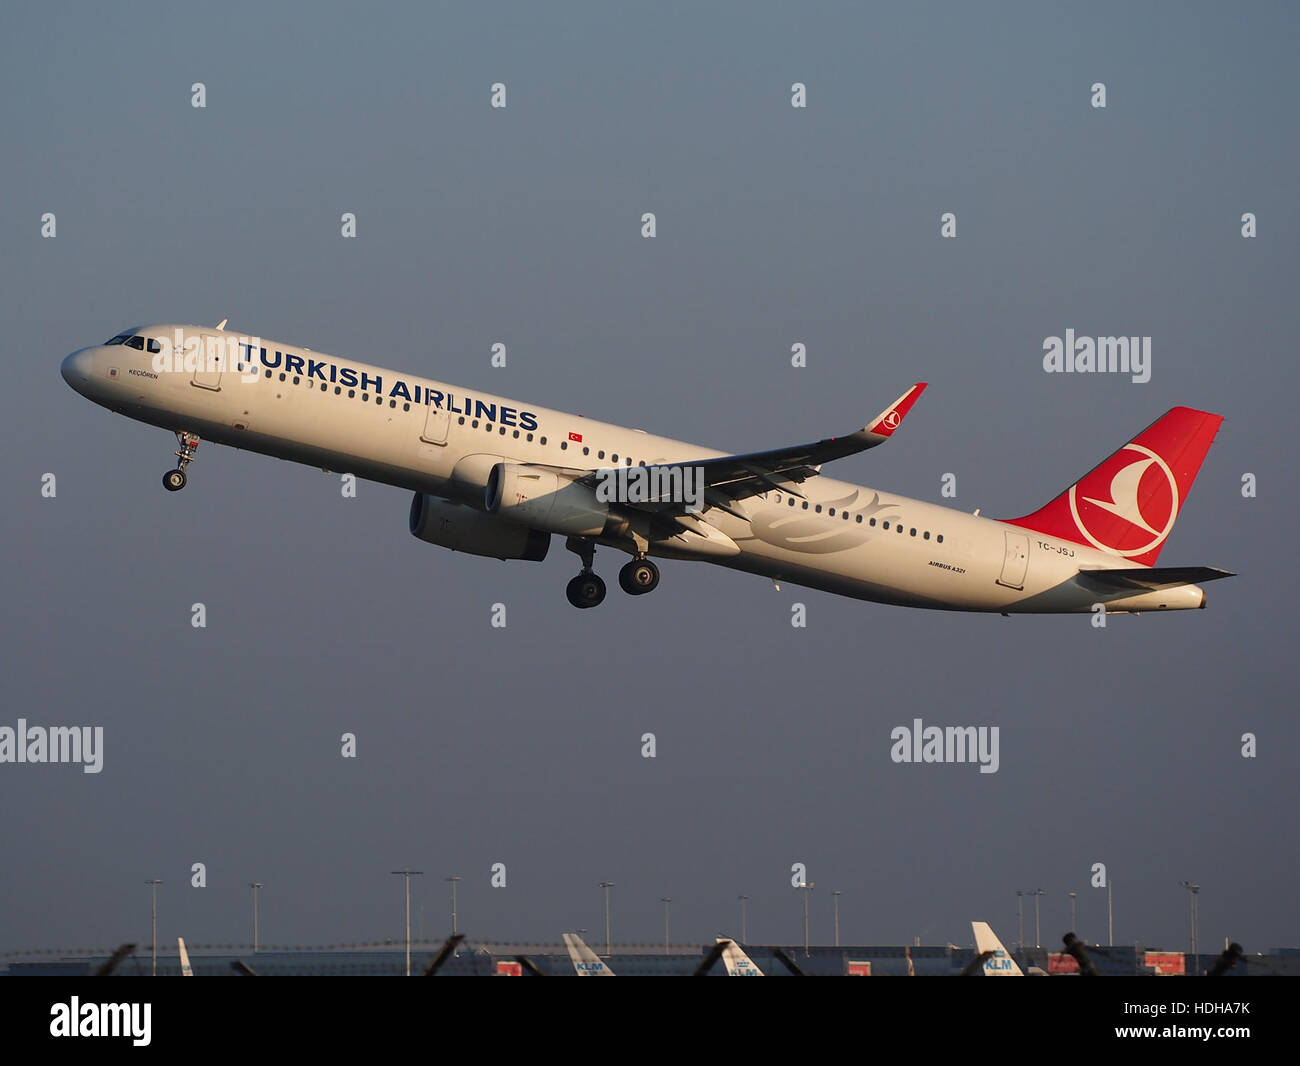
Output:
top-left (564, 538), bottom-right (661, 609)
top-left (163, 431), bottom-right (200, 492)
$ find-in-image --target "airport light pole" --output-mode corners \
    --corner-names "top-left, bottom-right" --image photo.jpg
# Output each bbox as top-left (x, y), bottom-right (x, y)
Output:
top-left (446, 876), bottom-right (461, 936)
top-left (391, 869), bottom-right (423, 976)
top-left (1180, 881), bottom-right (1199, 973)
top-left (600, 882), bottom-right (615, 956)
top-left (739, 895), bottom-right (750, 942)
top-left (250, 882), bottom-right (263, 952)
top-left (798, 880), bottom-right (815, 956)
top-left (1068, 891), bottom-right (1077, 937)
top-left (661, 897), bottom-right (671, 954)
top-left (1016, 891), bottom-right (1024, 952)
top-left (1108, 878), bottom-right (1114, 945)
top-left (1031, 888), bottom-right (1045, 949)
top-left (145, 879), bottom-right (162, 976)
top-left (833, 891), bottom-right (841, 947)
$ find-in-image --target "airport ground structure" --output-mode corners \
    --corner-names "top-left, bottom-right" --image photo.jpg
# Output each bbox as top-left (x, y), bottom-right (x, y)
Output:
top-left (5, 941), bottom-right (1296, 976)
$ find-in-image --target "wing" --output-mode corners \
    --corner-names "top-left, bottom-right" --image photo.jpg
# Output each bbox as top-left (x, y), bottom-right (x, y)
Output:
top-left (572, 382), bottom-right (927, 518)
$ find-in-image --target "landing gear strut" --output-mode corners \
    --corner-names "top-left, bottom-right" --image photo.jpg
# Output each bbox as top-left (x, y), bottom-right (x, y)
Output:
top-left (618, 557), bottom-right (660, 595)
top-left (163, 431), bottom-right (201, 492)
top-left (564, 537), bottom-right (606, 609)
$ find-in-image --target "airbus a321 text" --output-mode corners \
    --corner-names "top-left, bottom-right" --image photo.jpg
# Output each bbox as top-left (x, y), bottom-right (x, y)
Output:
top-left (61, 324), bottom-right (1233, 613)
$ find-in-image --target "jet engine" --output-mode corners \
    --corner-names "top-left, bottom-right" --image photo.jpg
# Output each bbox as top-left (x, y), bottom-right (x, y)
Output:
top-left (484, 463), bottom-right (608, 537)
top-left (409, 493), bottom-right (550, 561)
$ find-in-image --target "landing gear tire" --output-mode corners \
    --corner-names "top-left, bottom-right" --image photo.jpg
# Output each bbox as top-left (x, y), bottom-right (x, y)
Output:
top-left (566, 573), bottom-right (607, 609)
top-left (164, 431), bottom-right (200, 493)
top-left (618, 558), bottom-right (660, 595)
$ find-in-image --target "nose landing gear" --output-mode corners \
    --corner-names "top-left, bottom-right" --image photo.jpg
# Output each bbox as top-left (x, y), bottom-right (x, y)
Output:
top-left (163, 431), bottom-right (201, 492)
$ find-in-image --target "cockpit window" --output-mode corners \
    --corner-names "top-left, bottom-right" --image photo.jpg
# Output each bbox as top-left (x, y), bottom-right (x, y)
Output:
top-left (147, 338), bottom-right (162, 353)
top-left (105, 327), bottom-right (144, 346)
top-left (126, 336), bottom-right (145, 350)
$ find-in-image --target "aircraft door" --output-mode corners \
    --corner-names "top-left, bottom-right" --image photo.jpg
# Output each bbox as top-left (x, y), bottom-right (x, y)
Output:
top-left (421, 403), bottom-right (449, 445)
top-left (191, 335), bottom-right (223, 390)
top-left (996, 531), bottom-right (1029, 590)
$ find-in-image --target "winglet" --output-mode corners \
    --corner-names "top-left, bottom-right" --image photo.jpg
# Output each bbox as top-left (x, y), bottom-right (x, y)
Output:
top-left (865, 383), bottom-right (927, 439)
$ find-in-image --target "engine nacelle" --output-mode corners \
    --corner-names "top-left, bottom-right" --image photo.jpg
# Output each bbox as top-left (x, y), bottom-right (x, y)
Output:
top-left (409, 493), bottom-right (550, 561)
top-left (484, 463), bottom-right (608, 537)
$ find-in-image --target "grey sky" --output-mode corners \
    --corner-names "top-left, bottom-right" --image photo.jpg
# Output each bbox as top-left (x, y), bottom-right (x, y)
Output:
top-left (1, 1), bottom-right (1296, 956)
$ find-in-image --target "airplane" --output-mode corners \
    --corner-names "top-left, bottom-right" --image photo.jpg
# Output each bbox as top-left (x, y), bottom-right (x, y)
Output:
top-left (562, 932), bottom-right (614, 976)
top-left (60, 324), bottom-right (1233, 612)
top-left (717, 937), bottom-right (764, 976)
top-left (971, 922), bottom-right (1022, 976)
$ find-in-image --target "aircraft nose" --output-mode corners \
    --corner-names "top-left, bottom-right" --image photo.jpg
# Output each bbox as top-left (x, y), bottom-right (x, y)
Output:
top-left (61, 348), bottom-right (93, 388)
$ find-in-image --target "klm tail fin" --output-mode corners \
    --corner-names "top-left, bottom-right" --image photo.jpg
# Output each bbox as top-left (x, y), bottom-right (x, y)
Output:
top-left (972, 922), bottom-right (1022, 976)
top-left (717, 938), bottom-right (764, 976)
top-left (563, 932), bottom-right (615, 976)
top-left (1005, 407), bottom-right (1223, 566)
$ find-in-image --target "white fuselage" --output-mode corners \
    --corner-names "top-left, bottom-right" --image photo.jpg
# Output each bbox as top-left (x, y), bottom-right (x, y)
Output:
top-left (60, 325), bottom-right (1204, 613)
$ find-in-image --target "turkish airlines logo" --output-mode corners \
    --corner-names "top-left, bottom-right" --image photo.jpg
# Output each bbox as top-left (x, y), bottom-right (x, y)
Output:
top-left (1068, 443), bottom-right (1179, 557)
top-left (876, 410), bottom-right (901, 433)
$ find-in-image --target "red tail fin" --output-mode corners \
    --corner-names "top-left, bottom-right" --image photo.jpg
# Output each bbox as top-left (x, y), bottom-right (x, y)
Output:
top-left (1004, 407), bottom-right (1223, 566)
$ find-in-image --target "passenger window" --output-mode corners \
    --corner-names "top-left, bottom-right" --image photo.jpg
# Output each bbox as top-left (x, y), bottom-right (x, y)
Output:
top-left (856, 515), bottom-right (863, 523)
top-left (883, 521), bottom-right (890, 530)
top-left (923, 531), bottom-right (930, 540)
top-left (937, 534), bottom-right (944, 543)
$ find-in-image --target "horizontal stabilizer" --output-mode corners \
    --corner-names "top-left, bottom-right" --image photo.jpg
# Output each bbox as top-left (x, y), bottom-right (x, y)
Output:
top-left (1078, 566), bottom-right (1235, 591)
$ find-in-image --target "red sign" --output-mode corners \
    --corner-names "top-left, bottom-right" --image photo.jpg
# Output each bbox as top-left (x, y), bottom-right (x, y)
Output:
top-left (1048, 952), bottom-right (1080, 974)
top-left (569, 432), bottom-right (583, 442)
top-left (495, 961), bottom-right (523, 976)
top-left (1143, 952), bottom-right (1186, 975)
top-left (846, 960), bottom-right (872, 976)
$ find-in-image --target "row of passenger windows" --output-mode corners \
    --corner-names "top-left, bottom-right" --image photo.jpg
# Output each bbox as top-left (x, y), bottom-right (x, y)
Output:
top-left (776, 493), bottom-right (945, 542)
top-left (252, 367), bottom-right (650, 458)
